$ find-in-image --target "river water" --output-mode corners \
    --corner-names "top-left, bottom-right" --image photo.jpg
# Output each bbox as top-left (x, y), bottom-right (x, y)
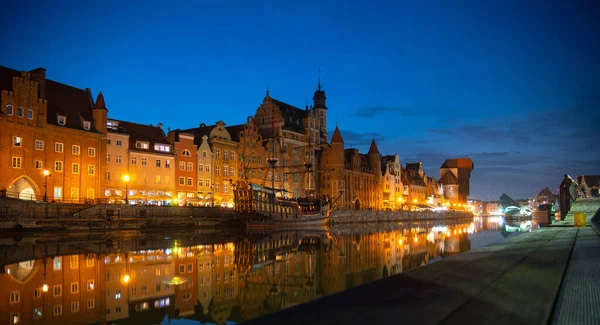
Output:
top-left (0, 216), bottom-right (544, 325)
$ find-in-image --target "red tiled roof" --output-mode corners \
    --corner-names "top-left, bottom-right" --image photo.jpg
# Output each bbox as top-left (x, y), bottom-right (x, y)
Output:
top-left (440, 158), bottom-right (474, 169)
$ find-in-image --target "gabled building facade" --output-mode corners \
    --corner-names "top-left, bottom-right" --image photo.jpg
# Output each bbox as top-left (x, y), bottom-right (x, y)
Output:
top-left (168, 130), bottom-right (197, 205)
top-left (439, 158), bottom-right (474, 203)
top-left (0, 66), bottom-right (106, 203)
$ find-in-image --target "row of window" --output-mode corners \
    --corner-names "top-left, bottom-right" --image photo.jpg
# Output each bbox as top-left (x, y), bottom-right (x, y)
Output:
top-left (12, 137), bottom-right (96, 156)
top-left (4, 105), bottom-right (91, 129)
top-left (107, 154), bottom-right (171, 168)
top-left (8, 299), bottom-right (95, 323)
top-left (11, 157), bottom-right (95, 174)
top-left (106, 172), bottom-right (170, 185)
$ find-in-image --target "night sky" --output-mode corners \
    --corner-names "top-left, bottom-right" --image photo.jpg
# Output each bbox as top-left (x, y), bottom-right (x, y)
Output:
top-left (2, 0), bottom-right (599, 201)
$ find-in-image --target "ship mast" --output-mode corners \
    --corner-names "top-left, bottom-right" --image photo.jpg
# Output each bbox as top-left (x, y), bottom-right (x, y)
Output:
top-left (266, 93), bottom-right (277, 213)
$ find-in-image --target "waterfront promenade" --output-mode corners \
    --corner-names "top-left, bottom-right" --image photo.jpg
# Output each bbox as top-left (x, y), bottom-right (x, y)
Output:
top-left (244, 215), bottom-right (600, 324)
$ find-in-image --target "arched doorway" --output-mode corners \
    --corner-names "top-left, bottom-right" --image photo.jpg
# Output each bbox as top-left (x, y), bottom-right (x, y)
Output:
top-left (7, 176), bottom-right (41, 201)
top-left (19, 188), bottom-right (35, 200)
top-left (354, 199), bottom-right (360, 210)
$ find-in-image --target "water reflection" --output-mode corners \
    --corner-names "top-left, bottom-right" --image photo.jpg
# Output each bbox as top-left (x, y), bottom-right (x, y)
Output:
top-left (0, 217), bottom-right (537, 324)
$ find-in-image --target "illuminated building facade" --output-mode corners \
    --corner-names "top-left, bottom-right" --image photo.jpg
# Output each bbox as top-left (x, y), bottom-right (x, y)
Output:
top-left (0, 66), bottom-right (106, 203)
top-left (105, 120), bottom-right (175, 204)
top-left (439, 158), bottom-right (475, 203)
top-left (168, 130), bottom-right (197, 204)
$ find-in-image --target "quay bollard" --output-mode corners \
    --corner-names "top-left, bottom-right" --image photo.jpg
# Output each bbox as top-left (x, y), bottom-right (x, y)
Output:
top-left (574, 212), bottom-right (586, 227)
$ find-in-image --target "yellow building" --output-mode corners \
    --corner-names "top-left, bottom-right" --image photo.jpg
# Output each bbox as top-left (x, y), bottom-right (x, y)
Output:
top-left (105, 120), bottom-right (175, 204)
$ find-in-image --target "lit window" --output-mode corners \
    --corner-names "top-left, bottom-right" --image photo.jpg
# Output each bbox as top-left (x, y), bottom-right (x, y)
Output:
top-left (35, 140), bottom-right (44, 150)
top-left (27, 109), bottom-right (33, 119)
top-left (55, 142), bottom-right (63, 152)
top-left (57, 115), bottom-right (66, 125)
top-left (6, 105), bottom-right (13, 115)
top-left (10, 313), bottom-right (19, 324)
top-left (88, 147), bottom-right (96, 157)
top-left (88, 165), bottom-right (95, 175)
top-left (17, 107), bottom-right (23, 117)
top-left (72, 163), bottom-right (79, 174)
top-left (87, 280), bottom-right (94, 291)
top-left (83, 121), bottom-right (91, 130)
top-left (53, 285), bottom-right (62, 297)
top-left (165, 160), bottom-right (171, 168)
top-left (72, 145), bottom-right (80, 155)
top-left (11, 157), bottom-right (21, 168)
top-left (54, 161), bottom-right (63, 172)
top-left (9, 291), bottom-right (20, 303)
top-left (12, 136), bottom-right (22, 147)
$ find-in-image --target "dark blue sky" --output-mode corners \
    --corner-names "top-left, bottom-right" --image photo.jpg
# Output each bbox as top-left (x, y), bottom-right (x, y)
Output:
top-left (3, 0), bottom-right (599, 200)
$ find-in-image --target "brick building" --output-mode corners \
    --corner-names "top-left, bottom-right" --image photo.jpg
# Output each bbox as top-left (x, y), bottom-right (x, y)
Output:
top-left (0, 66), bottom-right (106, 202)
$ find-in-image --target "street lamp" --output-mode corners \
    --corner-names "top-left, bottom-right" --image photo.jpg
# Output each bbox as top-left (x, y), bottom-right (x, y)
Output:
top-left (210, 184), bottom-right (214, 207)
top-left (123, 174), bottom-right (130, 205)
top-left (42, 169), bottom-right (50, 203)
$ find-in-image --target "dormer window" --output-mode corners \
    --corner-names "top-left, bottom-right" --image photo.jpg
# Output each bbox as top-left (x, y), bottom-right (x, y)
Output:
top-left (58, 115), bottom-right (66, 126)
top-left (154, 144), bottom-right (171, 152)
top-left (6, 105), bottom-right (13, 115)
top-left (83, 121), bottom-right (91, 130)
top-left (135, 142), bottom-right (149, 149)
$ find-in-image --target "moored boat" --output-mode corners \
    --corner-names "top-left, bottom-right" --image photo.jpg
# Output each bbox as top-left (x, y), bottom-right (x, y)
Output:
top-left (233, 179), bottom-right (344, 227)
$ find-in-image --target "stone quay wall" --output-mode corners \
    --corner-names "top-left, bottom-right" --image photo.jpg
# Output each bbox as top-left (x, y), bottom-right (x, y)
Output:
top-left (330, 209), bottom-right (473, 224)
top-left (0, 197), bottom-right (238, 231)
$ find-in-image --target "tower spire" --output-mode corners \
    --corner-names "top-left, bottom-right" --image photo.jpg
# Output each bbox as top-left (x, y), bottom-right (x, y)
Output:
top-left (318, 66), bottom-right (321, 91)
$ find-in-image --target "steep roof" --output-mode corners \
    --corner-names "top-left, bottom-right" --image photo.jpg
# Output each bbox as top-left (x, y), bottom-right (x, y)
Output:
top-left (439, 172), bottom-right (458, 185)
top-left (225, 124), bottom-right (245, 143)
top-left (331, 126), bottom-right (344, 143)
top-left (440, 158), bottom-right (474, 169)
top-left (537, 187), bottom-right (555, 197)
top-left (270, 97), bottom-right (307, 134)
top-left (114, 120), bottom-right (171, 154)
top-left (577, 175), bottom-right (600, 188)
top-left (0, 66), bottom-right (99, 133)
top-left (499, 193), bottom-right (518, 207)
top-left (405, 162), bottom-right (421, 171)
top-left (180, 124), bottom-right (215, 147)
top-left (368, 139), bottom-right (379, 155)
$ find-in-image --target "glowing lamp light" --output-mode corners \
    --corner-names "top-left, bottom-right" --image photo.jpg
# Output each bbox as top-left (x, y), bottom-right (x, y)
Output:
top-left (398, 239), bottom-right (403, 245)
top-left (123, 274), bottom-right (130, 283)
top-left (42, 169), bottom-right (50, 176)
top-left (123, 174), bottom-right (130, 182)
top-left (414, 236), bottom-right (418, 243)
top-left (413, 199), bottom-right (418, 203)
top-left (42, 284), bottom-right (49, 292)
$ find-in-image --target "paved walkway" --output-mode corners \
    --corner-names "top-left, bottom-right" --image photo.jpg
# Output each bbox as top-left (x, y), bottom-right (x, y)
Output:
top-left (243, 225), bottom-right (600, 325)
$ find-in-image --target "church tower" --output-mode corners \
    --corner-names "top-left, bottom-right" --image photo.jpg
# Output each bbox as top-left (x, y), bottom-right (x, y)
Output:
top-left (313, 68), bottom-right (328, 144)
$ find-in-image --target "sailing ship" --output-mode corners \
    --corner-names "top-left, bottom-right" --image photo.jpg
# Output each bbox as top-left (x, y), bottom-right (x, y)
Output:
top-left (232, 161), bottom-right (344, 226)
top-left (232, 94), bottom-right (343, 226)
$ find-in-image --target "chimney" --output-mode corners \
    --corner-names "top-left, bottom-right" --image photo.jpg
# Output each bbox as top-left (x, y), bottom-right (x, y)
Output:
top-left (29, 68), bottom-right (46, 99)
